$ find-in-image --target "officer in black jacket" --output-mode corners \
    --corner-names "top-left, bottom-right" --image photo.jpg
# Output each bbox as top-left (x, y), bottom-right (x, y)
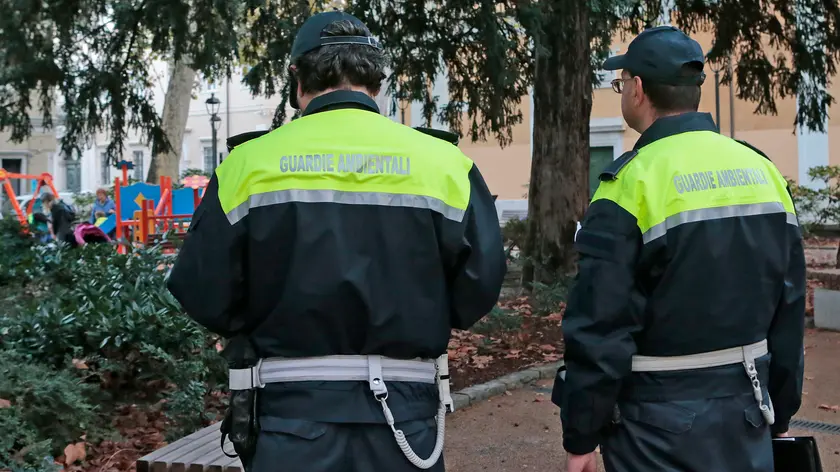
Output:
top-left (554, 26), bottom-right (805, 472)
top-left (167, 10), bottom-right (506, 472)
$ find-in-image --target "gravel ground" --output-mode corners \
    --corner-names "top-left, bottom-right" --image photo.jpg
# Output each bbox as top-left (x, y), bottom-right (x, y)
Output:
top-left (445, 329), bottom-right (840, 471)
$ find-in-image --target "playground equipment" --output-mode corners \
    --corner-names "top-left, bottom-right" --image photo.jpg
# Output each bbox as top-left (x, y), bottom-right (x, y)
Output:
top-left (0, 169), bottom-right (60, 227)
top-left (111, 161), bottom-right (209, 253)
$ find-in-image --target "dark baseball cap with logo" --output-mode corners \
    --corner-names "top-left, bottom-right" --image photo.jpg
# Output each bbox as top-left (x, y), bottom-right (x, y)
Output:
top-left (288, 11), bottom-right (382, 109)
top-left (603, 25), bottom-right (706, 85)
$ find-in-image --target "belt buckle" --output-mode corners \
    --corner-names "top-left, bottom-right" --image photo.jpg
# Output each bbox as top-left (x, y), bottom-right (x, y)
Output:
top-left (251, 358), bottom-right (265, 389)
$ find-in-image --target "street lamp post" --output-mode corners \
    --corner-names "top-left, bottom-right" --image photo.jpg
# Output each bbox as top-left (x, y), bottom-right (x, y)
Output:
top-left (713, 67), bottom-right (721, 132)
top-left (707, 49), bottom-right (722, 132)
top-left (205, 93), bottom-right (222, 172)
top-left (396, 83), bottom-right (409, 124)
top-left (727, 58), bottom-right (735, 139)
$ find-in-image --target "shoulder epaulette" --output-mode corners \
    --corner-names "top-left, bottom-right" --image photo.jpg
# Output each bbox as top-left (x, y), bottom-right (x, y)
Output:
top-left (226, 130), bottom-right (271, 152)
top-left (599, 150), bottom-right (639, 181)
top-left (413, 127), bottom-right (460, 145)
top-left (736, 139), bottom-right (771, 161)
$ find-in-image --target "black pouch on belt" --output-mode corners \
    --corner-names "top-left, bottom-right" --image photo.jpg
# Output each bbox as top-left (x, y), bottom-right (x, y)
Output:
top-left (550, 362), bottom-right (566, 408)
top-left (220, 334), bottom-right (260, 459)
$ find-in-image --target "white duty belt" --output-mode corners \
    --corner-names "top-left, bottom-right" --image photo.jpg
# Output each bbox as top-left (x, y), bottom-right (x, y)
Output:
top-left (229, 354), bottom-right (453, 470)
top-left (631, 339), bottom-right (774, 425)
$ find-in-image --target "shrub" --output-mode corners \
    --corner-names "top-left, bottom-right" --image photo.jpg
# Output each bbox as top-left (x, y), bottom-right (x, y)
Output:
top-left (181, 169), bottom-right (212, 179)
top-left (0, 223), bottom-right (227, 451)
top-left (530, 280), bottom-right (571, 316)
top-left (0, 350), bottom-right (97, 472)
top-left (0, 219), bottom-right (43, 287)
top-left (470, 306), bottom-right (522, 335)
top-left (788, 167), bottom-right (840, 266)
top-left (501, 217), bottom-right (527, 260)
top-left (0, 241), bottom-right (226, 397)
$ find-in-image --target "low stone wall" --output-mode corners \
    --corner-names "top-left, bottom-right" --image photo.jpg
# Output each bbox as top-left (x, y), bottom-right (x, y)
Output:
top-left (811, 268), bottom-right (840, 331)
top-left (810, 268), bottom-right (840, 287)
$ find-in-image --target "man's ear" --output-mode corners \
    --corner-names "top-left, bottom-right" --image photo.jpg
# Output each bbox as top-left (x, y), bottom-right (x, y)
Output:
top-left (633, 76), bottom-right (645, 105)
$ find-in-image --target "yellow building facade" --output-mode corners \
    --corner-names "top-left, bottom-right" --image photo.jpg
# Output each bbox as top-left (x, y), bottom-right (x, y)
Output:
top-left (448, 30), bottom-right (839, 202)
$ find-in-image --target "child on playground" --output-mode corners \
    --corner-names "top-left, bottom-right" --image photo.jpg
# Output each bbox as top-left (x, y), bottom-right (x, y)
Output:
top-left (94, 211), bottom-right (107, 227)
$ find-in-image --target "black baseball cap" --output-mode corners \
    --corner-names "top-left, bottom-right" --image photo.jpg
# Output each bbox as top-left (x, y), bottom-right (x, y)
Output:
top-left (603, 26), bottom-right (705, 85)
top-left (290, 11), bottom-right (381, 63)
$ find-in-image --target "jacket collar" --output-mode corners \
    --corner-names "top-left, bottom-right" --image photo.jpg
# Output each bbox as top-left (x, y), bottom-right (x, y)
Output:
top-left (302, 90), bottom-right (380, 117)
top-left (634, 112), bottom-right (718, 150)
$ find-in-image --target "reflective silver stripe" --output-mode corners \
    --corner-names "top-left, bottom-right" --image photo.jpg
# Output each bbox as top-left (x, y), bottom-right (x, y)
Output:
top-left (642, 202), bottom-right (797, 244)
top-left (228, 355), bottom-right (437, 390)
top-left (225, 189), bottom-right (466, 225)
top-left (631, 339), bottom-right (768, 372)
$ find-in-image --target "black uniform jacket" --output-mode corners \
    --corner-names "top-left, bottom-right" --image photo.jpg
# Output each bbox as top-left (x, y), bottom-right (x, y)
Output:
top-left (167, 91), bottom-right (507, 423)
top-left (560, 113), bottom-right (806, 454)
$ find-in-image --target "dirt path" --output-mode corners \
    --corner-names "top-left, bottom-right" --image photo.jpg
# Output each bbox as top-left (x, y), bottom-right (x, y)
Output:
top-left (445, 328), bottom-right (840, 471)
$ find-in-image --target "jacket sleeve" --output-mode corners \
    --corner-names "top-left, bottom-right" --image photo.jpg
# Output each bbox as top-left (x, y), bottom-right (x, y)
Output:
top-left (444, 164), bottom-right (507, 330)
top-left (166, 174), bottom-right (248, 338)
top-left (560, 199), bottom-right (643, 455)
top-left (767, 218), bottom-right (806, 435)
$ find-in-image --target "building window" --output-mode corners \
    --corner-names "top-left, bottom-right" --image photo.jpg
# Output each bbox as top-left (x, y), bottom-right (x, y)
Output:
top-left (203, 147), bottom-right (215, 172)
top-left (65, 160), bottom-right (81, 193)
top-left (100, 152), bottom-right (110, 185)
top-left (589, 146), bottom-right (614, 198)
top-left (0, 157), bottom-right (23, 194)
top-left (133, 150), bottom-right (144, 181)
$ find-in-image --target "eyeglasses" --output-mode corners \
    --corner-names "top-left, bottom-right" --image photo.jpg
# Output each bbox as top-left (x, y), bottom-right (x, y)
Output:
top-left (610, 78), bottom-right (632, 94)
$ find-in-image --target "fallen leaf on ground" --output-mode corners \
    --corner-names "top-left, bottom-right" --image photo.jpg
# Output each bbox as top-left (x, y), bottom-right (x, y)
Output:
top-left (534, 393), bottom-right (545, 403)
top-left (504, 350), bottom-right (521, 359)
top-left (545, 312), bottom-right (564, 321)
top-left (472, 355), bottom-right (494, 369)
top-left (0, 399), bottom-right (10, 408)
top-left (817, 404), bottom-right (839, 412)
top-left (63, 443), bottom-right (86, 465)
top-left (72, 359), bottom-right (88, 370)
top-left (542, 353), bottom-right (561, 362)
top-left (806, 376), bottom-right (814, 381)
top-left (540, 344), bottom-right (556, 352)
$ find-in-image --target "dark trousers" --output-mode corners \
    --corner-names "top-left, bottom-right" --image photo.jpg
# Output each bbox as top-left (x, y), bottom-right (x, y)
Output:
top-left (245, 416), bottom-right (445, 472)
top-left (601, 356), bottom-right (775, 472)
top-left (602, 393), bottom-right (773, 472)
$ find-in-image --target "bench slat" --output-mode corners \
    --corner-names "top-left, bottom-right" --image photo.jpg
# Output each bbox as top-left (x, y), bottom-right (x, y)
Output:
top-left (222, 456), bottom-right (243, 472)
top-left (137, 423), bottom-right (221, 472)
top-left (151, 424), bottom-right (222, 472)
top-left (190, 449), bottom-right (231, 472)
top-left (137, 422), bottom-right (247, 472)
top-left (171, 438), bottom-right (225, 472)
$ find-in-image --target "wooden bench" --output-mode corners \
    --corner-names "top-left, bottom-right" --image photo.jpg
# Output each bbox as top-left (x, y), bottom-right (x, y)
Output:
top-left (136, 422), bottom-right (243, 472)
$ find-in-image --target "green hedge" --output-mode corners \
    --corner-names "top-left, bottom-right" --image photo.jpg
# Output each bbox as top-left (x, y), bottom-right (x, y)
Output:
top-left (0, 219), bottom-right (225, 471)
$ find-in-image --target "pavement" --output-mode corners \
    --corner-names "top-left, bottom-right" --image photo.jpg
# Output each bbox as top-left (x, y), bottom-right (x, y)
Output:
top-left (444, 328), bottom-right (840, 472)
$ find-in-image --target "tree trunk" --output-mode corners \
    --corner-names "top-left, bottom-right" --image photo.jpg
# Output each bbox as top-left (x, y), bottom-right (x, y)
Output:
top-left (147, 59), bottom-right (196, 184)
top-left (521, 0), bottom-right (593, 286)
